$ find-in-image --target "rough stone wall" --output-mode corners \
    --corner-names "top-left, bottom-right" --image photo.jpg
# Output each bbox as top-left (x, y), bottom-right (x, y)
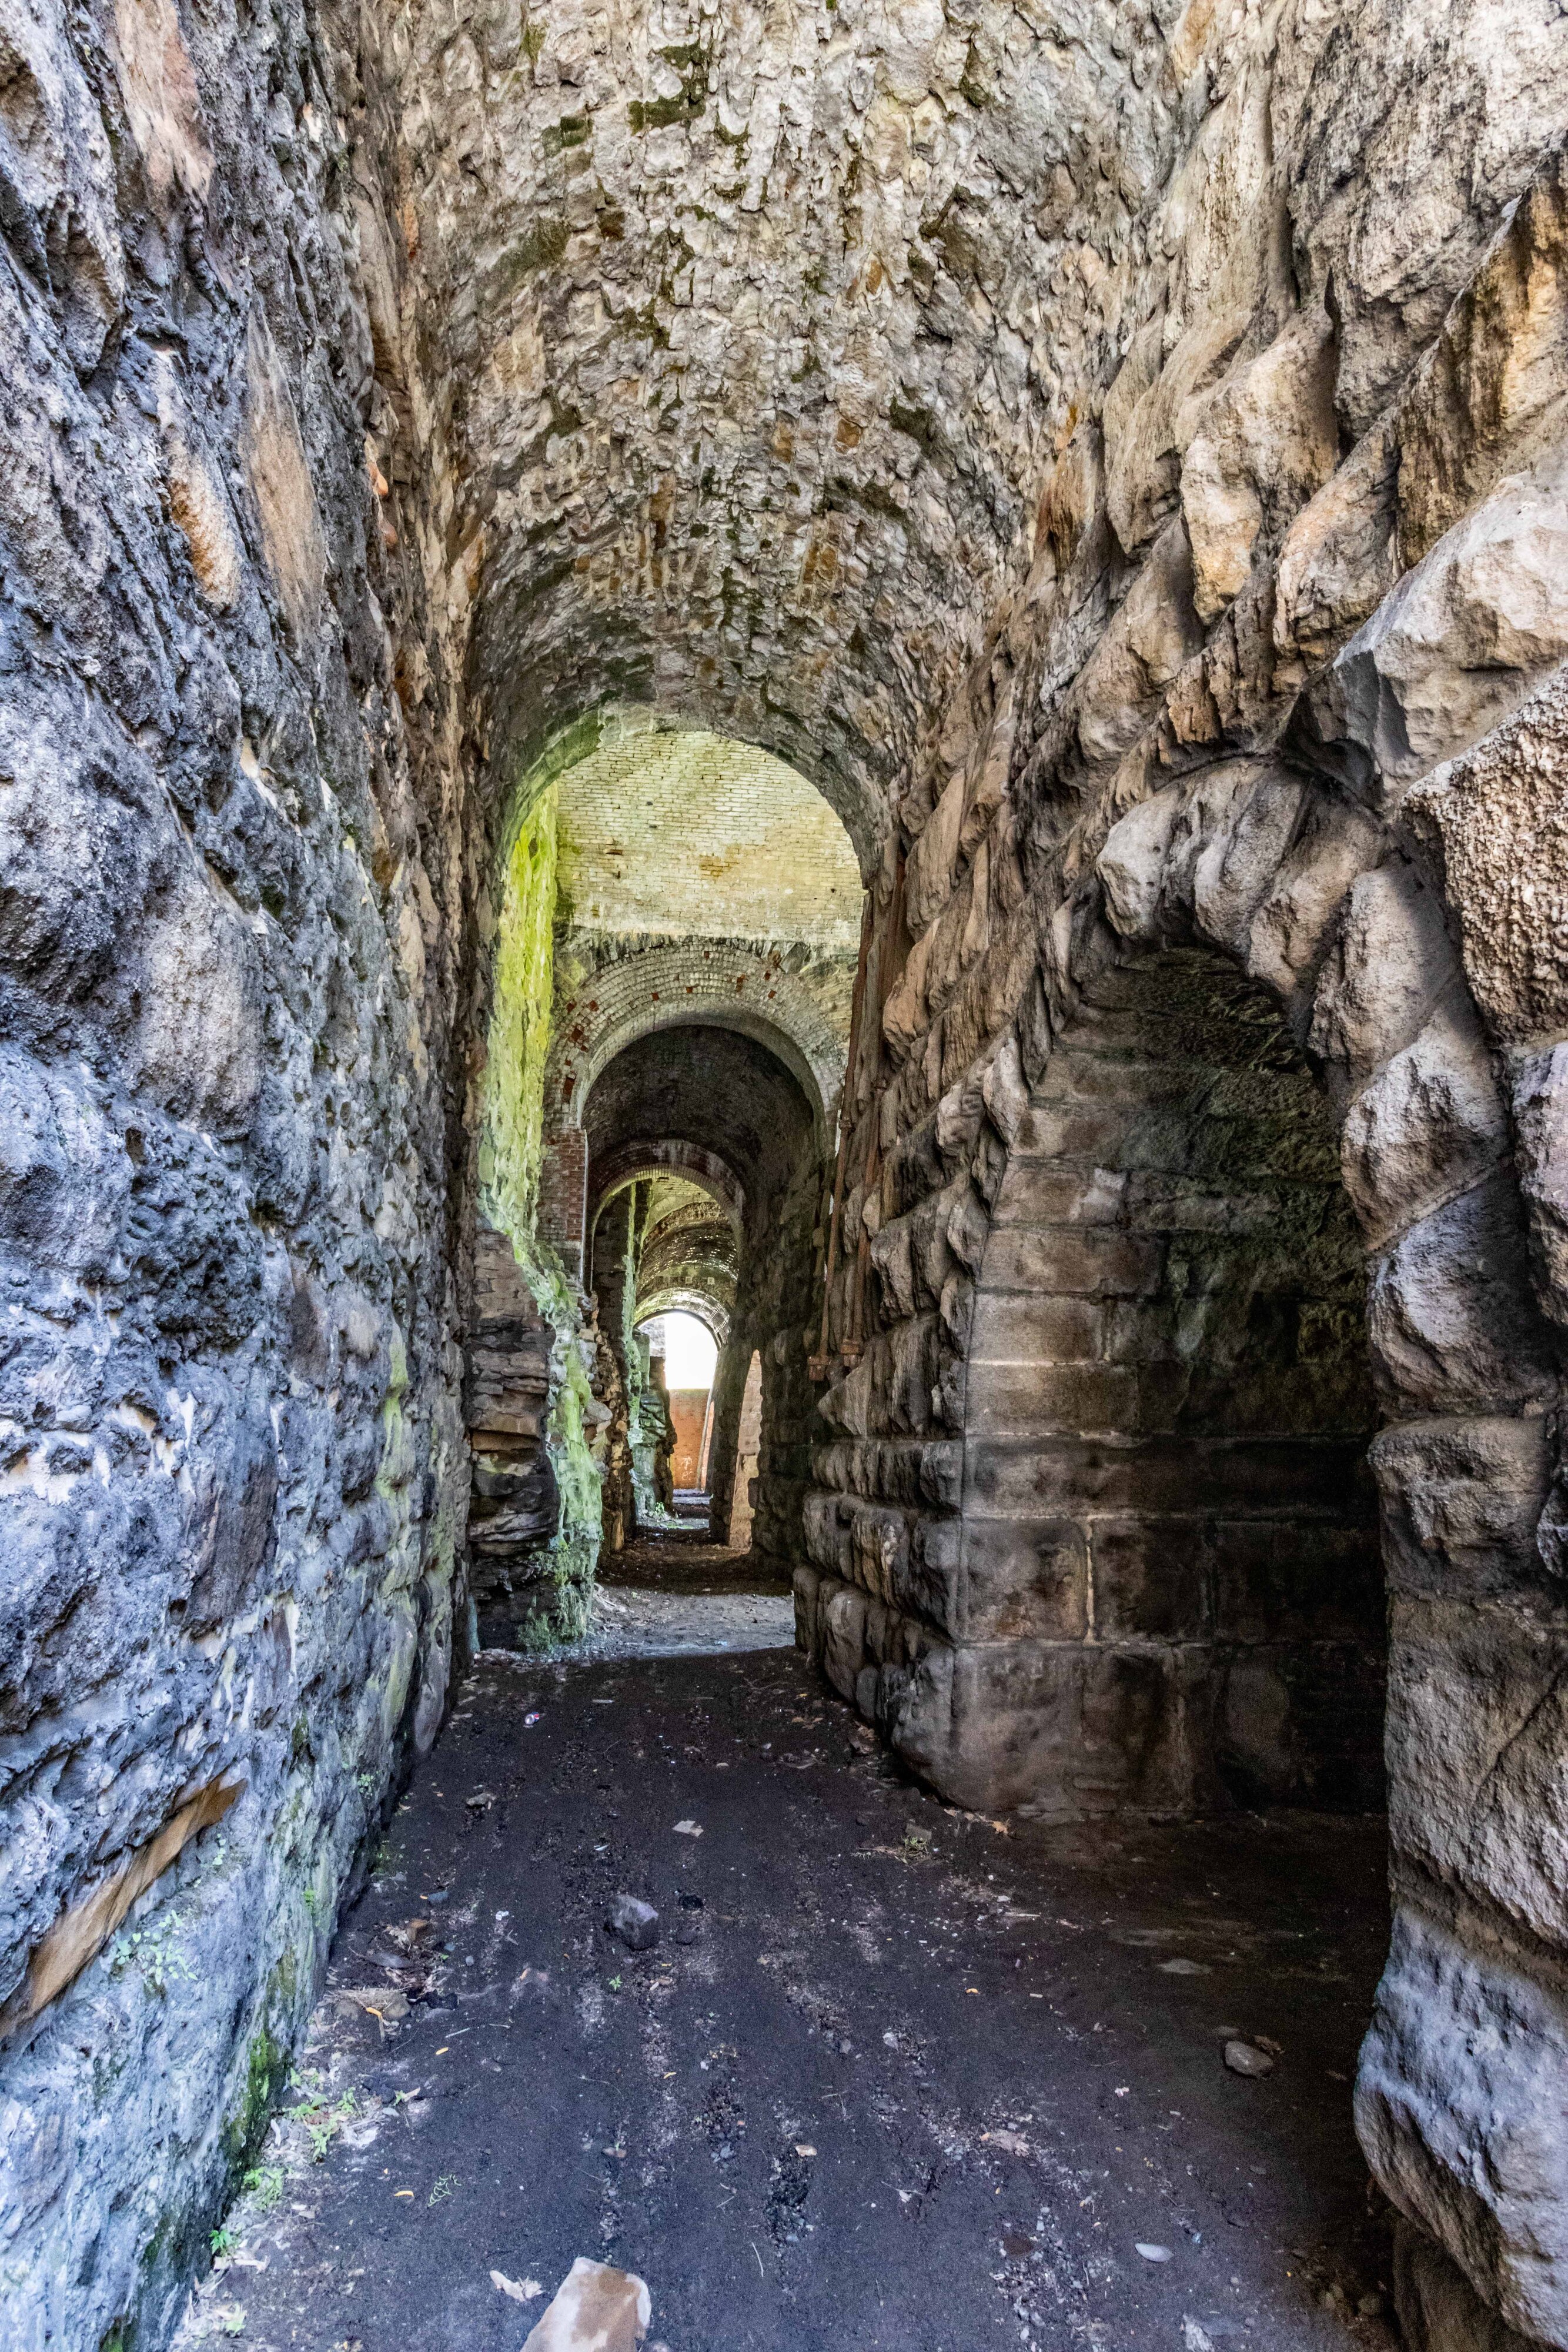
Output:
top-left (465, 1226), bottom-right (559, 1632)
top-left (795, 66), bottom-right (1568, 2352)
top-left (0, 0), bottom-right (478, 2340)
top-left (1, 0), bottom-right (1565, 2344)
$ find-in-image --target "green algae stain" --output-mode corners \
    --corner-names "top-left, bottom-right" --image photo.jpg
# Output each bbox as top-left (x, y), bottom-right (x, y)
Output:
top-left (482, 789), bottom-right (561, 1247)
top-left (478, 748), bottom-right (603, 1646)
top-left (222, 2024), bottom-right (281, 2176)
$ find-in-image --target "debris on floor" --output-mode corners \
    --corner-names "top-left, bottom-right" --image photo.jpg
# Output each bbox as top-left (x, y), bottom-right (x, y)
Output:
top-left (1224, 2039), bottom-right (1277, 2077)
top-left (605, 1893), bottom-right (660, 1950)
top-left (520, 2257), bottom-right (651, 2351)
top-left (189, 1569), bottom-right (1399, 2352)
top-left (493, 2268), bottom-right (544, 2302)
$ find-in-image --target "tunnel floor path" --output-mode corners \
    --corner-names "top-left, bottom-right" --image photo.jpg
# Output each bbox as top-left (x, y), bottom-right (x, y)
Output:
top-left (179, 1540), bottom-right (1398, 2352)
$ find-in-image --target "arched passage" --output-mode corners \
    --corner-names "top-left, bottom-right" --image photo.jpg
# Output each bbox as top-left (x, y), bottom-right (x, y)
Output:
top-left (9, 0), bottom-right (1566, 2331)
top-left (582, 1024), bottom-right (824, 1574)
top-left (954, 944), bottom-right (1382, 1816)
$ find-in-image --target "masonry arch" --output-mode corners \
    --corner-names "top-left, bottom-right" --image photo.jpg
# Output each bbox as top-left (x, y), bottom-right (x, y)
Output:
top-left (591, 1145), bottom-right (744, 1234)
top-left (552, 942), bottom-right (844, 1138)
top-left (803, 744), bottom-right (1565, 2340)
top-left (950, 940), bottom-right (1383, 1817)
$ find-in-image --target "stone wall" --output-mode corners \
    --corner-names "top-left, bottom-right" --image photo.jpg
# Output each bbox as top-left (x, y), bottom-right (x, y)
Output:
top-left (465, 1227), bottom-right (559, 1636)
top-left (795, 87), bottom-right (1568, 2352)
top-left (2, 0), bottom-right (1566, 2342)
top-left (0, 0), bottom-right (479, 2340)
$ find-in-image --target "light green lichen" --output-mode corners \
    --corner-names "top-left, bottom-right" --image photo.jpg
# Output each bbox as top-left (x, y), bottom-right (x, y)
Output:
top-left (479, 737), bottom-right (606, 1643)
top-left (481, 790), bottom-right (561, 1245)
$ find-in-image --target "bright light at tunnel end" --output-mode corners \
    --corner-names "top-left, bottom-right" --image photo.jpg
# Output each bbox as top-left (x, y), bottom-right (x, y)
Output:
top-left (645, 1311), bottom-right (717, 1388)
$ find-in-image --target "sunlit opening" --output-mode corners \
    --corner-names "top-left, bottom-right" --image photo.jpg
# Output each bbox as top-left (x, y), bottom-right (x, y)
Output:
top-left (654, 1311), bottom-right (717, 1389)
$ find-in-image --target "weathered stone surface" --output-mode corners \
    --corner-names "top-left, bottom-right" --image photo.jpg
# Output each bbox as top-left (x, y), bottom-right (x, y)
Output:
top-left (1395, 2219), bottom-right (1543, 2352)
top-left (1339, 999), bottom-right (1510, 1250)
top-left (1384, 1591), bottom-right (1568, 1957)
top-left (1359, 1909), bottom-right (1568, 2344)
top-left (1406, 665), bottom-right (1568, 1049)
top-left (1370, 1415), bottom-right (1554, 1596)
top-left (2, 0), bottom-right (1566, 2338)
top-left (1366, 1175), bottom-right (1559, 1415)
top-left (1309, 860), bottom-right (1461, 1095)
top-left (1308, 450), bottom-right (1568, 807)
top-left (1511, 1044), bottom-right (1568, 1328)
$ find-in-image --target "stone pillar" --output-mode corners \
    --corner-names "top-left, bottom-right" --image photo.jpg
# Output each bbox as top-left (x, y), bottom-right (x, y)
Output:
top-left (589, 1187), bottom-right (639, 1549)
top-left (465, 1229), bottom-right (559, 1633)
top-left (704, 1335), bottom-right (751, 1541)
top-left (728, 1351), bottom-right (764, 1551)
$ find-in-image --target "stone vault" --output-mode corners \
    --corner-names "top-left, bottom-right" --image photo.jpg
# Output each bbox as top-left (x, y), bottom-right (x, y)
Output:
top-left (0, 0), bottom-right (1566, 2345)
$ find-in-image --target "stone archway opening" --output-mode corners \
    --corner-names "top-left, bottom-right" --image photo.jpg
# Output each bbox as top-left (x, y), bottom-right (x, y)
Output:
top-left (577, 1021), bottom-right (824, 1579)
top-left (957, 943), bottom-right (1383, 1819)
top-left (468, 707), bottom-right (866, 1620)
top-left (11, 0), bottom-right (1568, 2336)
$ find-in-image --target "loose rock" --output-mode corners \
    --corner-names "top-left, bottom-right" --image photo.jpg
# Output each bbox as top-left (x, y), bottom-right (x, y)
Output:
top-left (604, 1895), bottom-right (660, 1952)
top-left (1223, 2041), bottom-right (1275, 2079)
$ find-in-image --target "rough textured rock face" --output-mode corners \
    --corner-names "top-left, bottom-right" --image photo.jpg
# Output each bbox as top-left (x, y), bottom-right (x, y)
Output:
top-left (785, 42), bottom-right (1568, 2352)
top-left (1, 0), bottom-right (1567, 2344)
top-left (464, 1225), bottom-right (558, 1622)
top-left (0, 0), bottom-right (474, 2341)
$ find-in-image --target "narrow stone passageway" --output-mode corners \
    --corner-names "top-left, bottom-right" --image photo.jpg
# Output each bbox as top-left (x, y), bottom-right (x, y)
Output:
top-left (181, 1538), bottom-right (1393, 2352)
top-left (547, 1521), bottom-right (796, 1663)
top-left (8, 1), bottom-right (1568, 2343)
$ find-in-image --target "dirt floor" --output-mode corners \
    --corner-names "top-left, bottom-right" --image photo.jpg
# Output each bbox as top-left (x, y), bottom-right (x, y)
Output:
top-left (178, 1535), bottom-right (1398, 2352)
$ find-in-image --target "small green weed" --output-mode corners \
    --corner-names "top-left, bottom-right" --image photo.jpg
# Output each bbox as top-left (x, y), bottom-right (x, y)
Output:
top-left (241, 2165), bottom-right (285, 2213)
top-left (108, 1912), bottom-right (196, 1994)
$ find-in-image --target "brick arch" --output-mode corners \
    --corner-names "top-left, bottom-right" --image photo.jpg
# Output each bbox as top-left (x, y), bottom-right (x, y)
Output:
top-left (635, 1289), bottom-right (731, 1344)
top-left (590, 1141), bottom-right (743, 1230)
top-left (549, 942), bottom-right (845, 1138)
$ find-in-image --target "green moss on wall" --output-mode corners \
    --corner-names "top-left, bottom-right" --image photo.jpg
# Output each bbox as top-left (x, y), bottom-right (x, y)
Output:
top-left (479, 741), bottom-right (605, 1643)
top-left (481, 791), bottom-right (561, 1242)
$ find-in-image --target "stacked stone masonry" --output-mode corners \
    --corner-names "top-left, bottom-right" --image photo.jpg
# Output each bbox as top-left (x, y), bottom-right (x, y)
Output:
top-left (1, 0), bottom-right (1566, 2346)
top-left (465, 1225), bottom-right (559, 1615)
top-left (801, 945), bottom-right (1383, 1818)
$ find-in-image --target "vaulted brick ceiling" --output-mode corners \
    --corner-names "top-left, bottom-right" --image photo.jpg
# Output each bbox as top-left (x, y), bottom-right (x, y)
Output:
top-left (629, 1176), bottom-right (740, 1326)
top-left (554, 713), bottom-right (862, 946)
